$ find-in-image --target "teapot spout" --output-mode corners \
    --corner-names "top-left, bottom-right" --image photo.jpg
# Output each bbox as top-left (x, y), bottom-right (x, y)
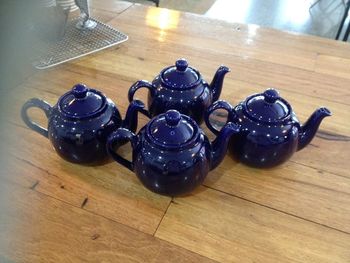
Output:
top-left (298, 107), bottom-right (331, 151)
top-left (210, 122), bottom-right (240, 170)
top-left (210, 66), bottom-right (230, 102)
top-left (123, 100), bottom-right (150, 132)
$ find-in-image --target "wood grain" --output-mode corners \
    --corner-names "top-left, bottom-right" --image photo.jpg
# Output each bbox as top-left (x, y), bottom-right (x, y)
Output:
top-left (3, 41), bottom-right (349, 236)
top-left (0, 179), bottom-right (214, 263)
top-left (72, 7), bottom-right (350, 105)
top-left (314, 54), bottom-right (350, 80)
top-left (0, 122), bottom-right (168, 235)
top-left (89, 0), bottom-right (133, 13)
top-left (6, 84), bottom-right (350, 235)
top-left (90, 0), bottom-right (133, 23)
top-left (156, 187), bottom-right (350, 263)
top-left (1, 1), bottom-right (350, 262)
top-left (204, 156), bottom-right (350, 233)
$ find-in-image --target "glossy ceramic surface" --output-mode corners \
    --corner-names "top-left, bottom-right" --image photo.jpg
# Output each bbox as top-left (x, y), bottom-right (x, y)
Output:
top-left (21, 83), bottom-right (146, 164)
top-left (205, 89), bottom-right (331, 168)
top-left (128, 58), bottom-right (230, 124)
top-left (107, 109), bottom-right (240, 196)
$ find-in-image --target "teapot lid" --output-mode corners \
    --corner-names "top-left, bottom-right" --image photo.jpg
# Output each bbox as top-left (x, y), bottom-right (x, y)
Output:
top-left (58, 84), bottom-right (107, 119)
top-left (146, 110), bottom-right (199, 149)
top-left (243, 89), bottom-right (291, 123)
top-left (160, 59), bottom-right (200, 89)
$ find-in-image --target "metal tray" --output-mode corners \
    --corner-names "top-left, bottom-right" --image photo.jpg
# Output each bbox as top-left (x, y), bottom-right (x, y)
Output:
top-left (33, 17), bottom-right (128, 69)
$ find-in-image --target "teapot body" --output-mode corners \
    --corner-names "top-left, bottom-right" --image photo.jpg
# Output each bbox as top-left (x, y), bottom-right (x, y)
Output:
top-left (48, 99), bottom-right (121, 163)
top-left (128, 59), bottom-right (230, 124)
top-left (231, 103), bottom-right (299, 167)
top-left (21, 84), bottom-right (143, 164)
top-left (107, 109), bottom-right (239, 196)
top-left (206, 88), bottom-right (330, 168)
top-left (148, 75), bottom-right (212, 124)
top-left (132, 127), bottom-right (210, 195)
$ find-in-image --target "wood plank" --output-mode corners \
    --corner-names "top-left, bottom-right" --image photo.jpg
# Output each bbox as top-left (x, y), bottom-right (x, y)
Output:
top-left (71, 45), bottom-right (350, 106)
top-left (6, 84), bottom-right (350, 234)
top-left (0, 121), bottom-right (169, 235)
top-left (71, 10), bottom-right (350, 105)
top-left (5, 106), bottom-right (350, 235)
top-left (204, 157), bottom-right (350, 233)
top-left (90, 0), bottom-right (134, 23)
top-left (90, 8), bottom-right (123, 23)
top-left (12, 4), bottom-right (347, 106)
top-left (292, 136), bottom-right (349, 178)
top-left (314, 54), bottom-right (350, 80)
top-left (112, 4), bottom-right (349, 63)
top-left (0, 179), bottom-right (214, 263)
top-left (3, 37), bottom-right (348, 235)
top-left (105, 6), bottom-right (316, 70)
top-left (104, 7), bottom-right (317, 71)
top-left (105, 5), bottom-right (349, 67)
top-left (155, 187), bottom-right (350, 263)
top-left (234, 25), bottom-right (350, 60)
top-left (123, 4), bottom-right (350, 60)
top-left (2, 3), bottom-right (350, 262)
top-left (90, 0), bottom-right (133, 14)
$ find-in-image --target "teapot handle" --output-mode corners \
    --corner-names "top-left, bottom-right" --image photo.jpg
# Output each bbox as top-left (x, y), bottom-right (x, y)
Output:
top-left (106, 128), bottom-right (138, 171)
top-left (21, 98), bottom-right (52, 138)
top-left (128, 80), bottom-right (155, 106)
top-left (123, 99), bottom-right (151, 133)
top-left (205, 100), bottom-right (237, 135)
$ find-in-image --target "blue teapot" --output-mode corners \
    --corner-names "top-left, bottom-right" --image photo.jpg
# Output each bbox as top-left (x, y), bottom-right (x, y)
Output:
top-left (107, 109), bottom-right (240, 196)
top-left (128, 59), bottom-right (230, 124)
top-left (21, 83), bottom-right (146, 164)
top-left (205, 89), bottom-right (331, 167)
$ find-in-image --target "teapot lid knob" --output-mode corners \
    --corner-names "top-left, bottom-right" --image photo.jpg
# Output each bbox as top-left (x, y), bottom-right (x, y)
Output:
top-left (72, 83), bottom-right (88, 99)
top-left (165, 110), bottom-right (181, 126)
top-left (175, 59), bottom-right (188, 72)
top-left (263, 88), bottom-right (279, 103)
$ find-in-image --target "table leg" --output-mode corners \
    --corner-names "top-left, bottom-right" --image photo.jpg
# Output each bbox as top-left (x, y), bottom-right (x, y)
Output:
top-left (336, 0), bottom-right (350, 40)
top-left (343, 20), bottom-right (350, 40)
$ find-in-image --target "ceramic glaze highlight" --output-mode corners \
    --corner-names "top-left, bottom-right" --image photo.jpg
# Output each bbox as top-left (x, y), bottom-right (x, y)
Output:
top-left (229, 106), bottom-right (300, 167)
top-left (134, 129), bottom-right (210, 195)
top-left (128, 59), bottom-right (230, 124)
top-left (21, 84), bottom-right (146, 164)
top-left (205, 89), bottom-right (331, 168)
top-left (107, 110), bottom-right (240, 196)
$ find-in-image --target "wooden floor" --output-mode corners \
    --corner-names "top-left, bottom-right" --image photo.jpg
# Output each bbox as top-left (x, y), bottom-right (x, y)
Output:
top-left (0, 1), bottom-right (350, 262)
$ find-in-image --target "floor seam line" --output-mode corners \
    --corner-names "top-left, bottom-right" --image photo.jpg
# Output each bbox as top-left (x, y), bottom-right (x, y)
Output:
top-left (289, 160), bottom-right (350, 179)
top-left (153, 197), bottom-right (173, 236)
top-left (203, 184), bottom-right (350, 235)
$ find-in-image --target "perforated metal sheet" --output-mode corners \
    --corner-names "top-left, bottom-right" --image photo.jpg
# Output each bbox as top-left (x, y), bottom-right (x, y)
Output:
top-left (33, 17), bottom-right (128, 69)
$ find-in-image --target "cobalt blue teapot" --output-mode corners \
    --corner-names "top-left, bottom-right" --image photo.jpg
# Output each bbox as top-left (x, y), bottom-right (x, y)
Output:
top-left (128, 58), bottom-right (230, 124)
top-left (107, 109), bottom-right (240, 196)
top-left (205, 88), bottom-right (331, 168)
top-left (21, 83), bottom-right (146, 164)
